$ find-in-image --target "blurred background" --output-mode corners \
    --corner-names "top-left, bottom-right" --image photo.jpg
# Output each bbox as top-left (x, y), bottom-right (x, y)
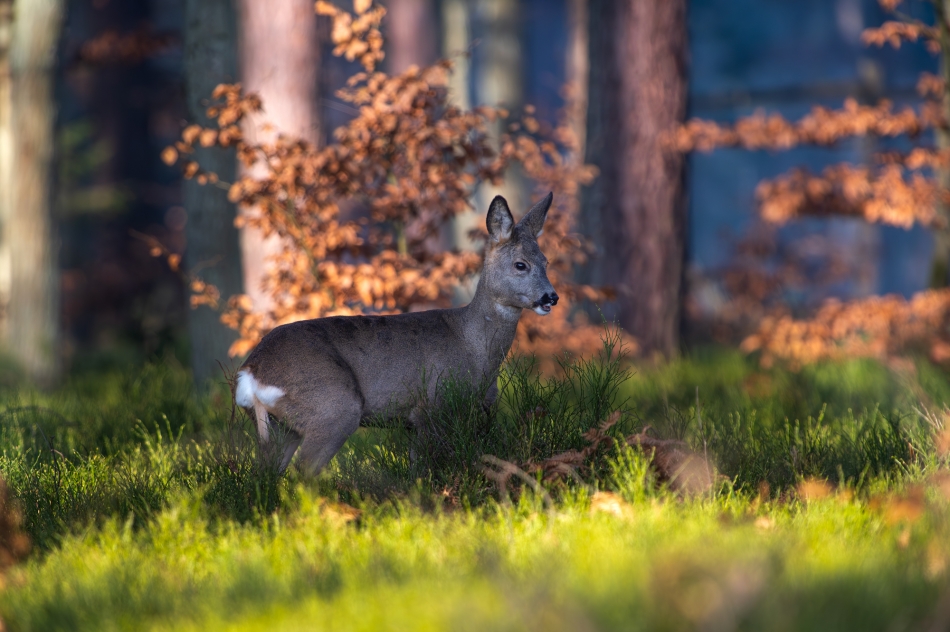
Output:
top-left (0, 0), bottom-right (943, 386)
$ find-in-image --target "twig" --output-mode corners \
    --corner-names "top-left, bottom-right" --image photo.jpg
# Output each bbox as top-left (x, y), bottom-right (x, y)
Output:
top-left (481, 454), bottom-right (554, 517)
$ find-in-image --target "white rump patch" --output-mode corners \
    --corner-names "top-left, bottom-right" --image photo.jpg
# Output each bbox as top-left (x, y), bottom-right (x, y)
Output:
top-left (235, 369), bottom-right (285, 442)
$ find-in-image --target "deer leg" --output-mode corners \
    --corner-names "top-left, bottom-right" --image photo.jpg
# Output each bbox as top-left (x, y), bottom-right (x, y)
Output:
top-left (290, 395), bottom-right (363, 476)
top-left (279, 430), bottom-right (303, 472)
top-left (258, 418), bottom-right (303, 473)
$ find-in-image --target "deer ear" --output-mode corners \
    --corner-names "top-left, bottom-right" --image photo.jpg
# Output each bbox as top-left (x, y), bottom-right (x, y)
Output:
top-left (487, 195), bottom-right (514, 244)
top-left (518, 192), bottom-right (553, 238)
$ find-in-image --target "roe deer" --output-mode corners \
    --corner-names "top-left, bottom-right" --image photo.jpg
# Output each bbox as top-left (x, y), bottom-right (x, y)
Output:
top-left (234, 193), bottom-right (558, 474)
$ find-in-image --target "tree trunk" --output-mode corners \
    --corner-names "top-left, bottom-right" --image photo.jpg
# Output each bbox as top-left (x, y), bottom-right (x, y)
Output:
top-left (183, 0), bottom-right (244, 386)
top-left (388, 0), bottom-right (437, 74)
top-left (8, 0), bottom-right (64, 385)
top-left (583, 0), bottom-right (688, 359)
top-left (0, 0), bottom-right (12, 343)
top-left (441, 0), bottom-right (480, 261)
top-left (565, 0), bottom-right (588, 162)
top-left (931, 0), bottom-right (950, 288)
top-left (236, 0), bottom-right (320, 312)
top-left (473, 0), bottom-right (524, 214)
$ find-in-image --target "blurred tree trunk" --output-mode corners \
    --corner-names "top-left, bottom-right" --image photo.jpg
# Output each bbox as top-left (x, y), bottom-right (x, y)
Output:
top-left (236, 0), bottom-right (320, 312)
top-left (183, 0), bottom-right (244, 385)
top-left (441, 0), bottom-right (479, 260)
top-left (565, 0), bottom-right (588, 162)
top-left (388, 0), bottom-right (437, 74)
top-left (582, 0), bottom-right (688, 359)
top-left (931, 0), bottom-right (950, 287)
top-left (0, 0), bottom-right (12, 342)
top-left (473, 0), bottom-right (524, 214)
top-left (8, 0), bottom-right (64, 385)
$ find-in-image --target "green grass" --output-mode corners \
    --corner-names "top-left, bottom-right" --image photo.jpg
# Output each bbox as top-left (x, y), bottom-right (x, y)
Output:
top-left (2, 336), bottom-right (950, 630)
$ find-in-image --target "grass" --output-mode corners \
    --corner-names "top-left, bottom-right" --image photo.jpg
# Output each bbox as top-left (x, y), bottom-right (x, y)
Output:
top-left (2, 335), bottom-right (950, 630)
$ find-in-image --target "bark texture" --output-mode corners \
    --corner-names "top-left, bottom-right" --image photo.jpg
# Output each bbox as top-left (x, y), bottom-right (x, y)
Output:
top-left (441, 0), bottom-right (478, 255)
top-left (387, 0), bottom-right (437, 74)
top-left (0, 0), bottom-right (12, 341)
top-left (473, 0), bottom-right (524, 214)
top-left (237, 0), bottom-right (320, 312)
top-left (931, 0), bottom-right (950, 288)
top-left (583, 0), bottom-right (688, 358)
top-left (8, 0), bottom-right (63, 385)
top-left (183, 0), bottom-right (244, 385)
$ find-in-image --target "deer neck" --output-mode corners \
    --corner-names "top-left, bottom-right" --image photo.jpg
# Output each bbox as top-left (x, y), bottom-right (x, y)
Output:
top-left (458, 276), bottom-right (522, 368)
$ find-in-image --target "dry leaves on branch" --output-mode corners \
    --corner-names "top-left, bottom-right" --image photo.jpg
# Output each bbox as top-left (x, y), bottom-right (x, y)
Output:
top-left (674, 0), bottom-right (950, 366)
top-left (77, 28), bottom-right (177, 65)
top-left (741, 288), bottom-right (950, 368)
top-left (862, 21), bottom-right (940, 53)
top-left (671, 99), bottom-right (940, 153)
top-left (756, 163), bottom-right (943, 229)
top-left (315, 0), bottom-right (386, 71)
top-left (165, 0), bottom-right (609, 362)
top-left (132, 230), bottom-right (220, 310)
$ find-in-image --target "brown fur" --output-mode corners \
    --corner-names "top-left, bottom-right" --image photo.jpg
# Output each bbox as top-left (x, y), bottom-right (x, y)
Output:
top-left (237, 193), bottom-right (558, 474)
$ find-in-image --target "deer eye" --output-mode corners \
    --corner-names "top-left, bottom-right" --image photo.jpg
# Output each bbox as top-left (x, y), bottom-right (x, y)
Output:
top-left (515, 261), bottom-right (528, 271)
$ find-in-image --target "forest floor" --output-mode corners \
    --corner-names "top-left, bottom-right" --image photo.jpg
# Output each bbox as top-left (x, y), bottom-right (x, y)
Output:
top-left (2, 336), bottom-right (950, 631)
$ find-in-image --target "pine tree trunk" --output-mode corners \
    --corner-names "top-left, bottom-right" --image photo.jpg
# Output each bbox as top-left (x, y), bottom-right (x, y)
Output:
top-left (931, 0), bottom-right (950, 288)
top-left (183, 0), bottom-right (244, 386)
top-left (583, 0), bottom-right (688, 359)
top-left (388, 0), bottom-right (436, 74)
top-left (566, 0), bottom-right (588, 162)
top-left (0, 0), bottom-right (12, 342)
top-left (473, 0), bottom-right (524, 214)
top-left (236, 0), bottom-right (320, 312)
top-left (441, 0), bottom-right (479, 258)
top-left (8, 0), bottom-right (64, 385)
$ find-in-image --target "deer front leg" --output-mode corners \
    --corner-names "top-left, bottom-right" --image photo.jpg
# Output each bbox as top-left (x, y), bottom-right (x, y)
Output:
top-left (483, 380), bottom-right (499, 413)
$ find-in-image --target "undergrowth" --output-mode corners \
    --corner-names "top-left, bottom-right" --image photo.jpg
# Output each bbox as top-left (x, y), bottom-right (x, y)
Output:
top-left (0, 331), bottom-right (945, 552)
top-left (2, 334), bottom-right (950, 629)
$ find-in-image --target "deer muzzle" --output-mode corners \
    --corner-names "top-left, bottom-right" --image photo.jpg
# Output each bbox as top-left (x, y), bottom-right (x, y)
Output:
top-left (533, 291), bottom-right (559, 314)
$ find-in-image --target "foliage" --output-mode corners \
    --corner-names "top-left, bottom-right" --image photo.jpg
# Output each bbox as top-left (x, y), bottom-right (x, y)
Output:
top-left (675, 0), bottom-right (950, 367)
top-left (161, 0), bottom-right (609, 364)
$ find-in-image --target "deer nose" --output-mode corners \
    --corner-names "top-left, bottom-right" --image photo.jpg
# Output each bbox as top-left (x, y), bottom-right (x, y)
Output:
top-left (540, 292), bottom-right (558, 306)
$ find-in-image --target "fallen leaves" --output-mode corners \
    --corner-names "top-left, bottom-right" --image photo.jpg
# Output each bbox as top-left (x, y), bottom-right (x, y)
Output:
top-left (589, 491), bottom-right (628, 517)
top-left (0, 477), bottom-right (30, 571)
top-left (526, 412), bottom-right (717, 496)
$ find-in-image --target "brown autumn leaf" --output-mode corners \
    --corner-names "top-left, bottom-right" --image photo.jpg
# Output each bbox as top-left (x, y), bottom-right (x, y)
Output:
top-left (797, 478), bottom-right (832, 501)
top-left (321, 500), bottom-right (362, 526)
top-left (883, 485), bottom-right (926, 526)
top-left (590, 491), bottom-right (628, 517)
top-left (0, 477), bottom-right (30, 570)
top-left (160, 146), bottom-right (178, 166)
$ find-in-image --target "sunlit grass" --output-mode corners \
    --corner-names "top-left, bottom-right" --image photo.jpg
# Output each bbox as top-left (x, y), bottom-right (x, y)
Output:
top-left (4, 482), bottom-right (950, 632)
top-left (2, 340), bottom-right (950, 630)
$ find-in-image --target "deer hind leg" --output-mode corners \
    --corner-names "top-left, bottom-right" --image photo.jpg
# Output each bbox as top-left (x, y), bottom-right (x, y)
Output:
top-left (259, 419), bottom-right (303, 473)
top-left (285, 391), bottom-right (363, 476)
